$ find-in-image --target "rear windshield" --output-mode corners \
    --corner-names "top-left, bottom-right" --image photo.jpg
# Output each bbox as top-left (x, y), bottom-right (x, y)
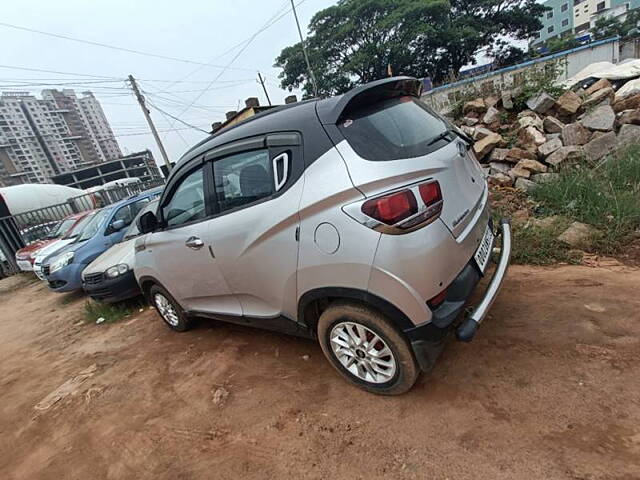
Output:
top-left (338, 97), bottom-right (449, 161)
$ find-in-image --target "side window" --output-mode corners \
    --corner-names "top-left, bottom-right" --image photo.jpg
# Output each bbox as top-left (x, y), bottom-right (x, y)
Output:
top-left (109, 198), bottom-right (149, 231)
top-left (213, 149), bottom-right (274, 213)
top-left (162, 166), bottom-right (206, 228)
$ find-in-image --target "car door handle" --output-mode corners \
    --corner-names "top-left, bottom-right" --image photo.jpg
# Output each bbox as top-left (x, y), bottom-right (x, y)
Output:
top-left (185, 236), bottom-right (204, 250)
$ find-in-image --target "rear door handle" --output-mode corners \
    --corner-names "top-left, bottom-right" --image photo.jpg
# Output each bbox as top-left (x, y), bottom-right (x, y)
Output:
top-left (185, 236), bottom-right (204, 250)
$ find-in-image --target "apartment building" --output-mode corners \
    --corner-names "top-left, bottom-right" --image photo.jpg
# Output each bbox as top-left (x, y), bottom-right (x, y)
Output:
top-left (533, 0), bottom-right (640, 45)
top-left (0, 90), bottom-right (121, 185)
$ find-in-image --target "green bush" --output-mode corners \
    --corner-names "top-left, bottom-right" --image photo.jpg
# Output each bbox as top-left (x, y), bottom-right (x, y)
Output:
top-left (512, 60), bottom-right (567, 111)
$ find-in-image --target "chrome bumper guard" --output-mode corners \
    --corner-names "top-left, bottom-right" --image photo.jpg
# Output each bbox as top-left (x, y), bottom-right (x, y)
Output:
top-left (456, 218), bottom-right (512, 342)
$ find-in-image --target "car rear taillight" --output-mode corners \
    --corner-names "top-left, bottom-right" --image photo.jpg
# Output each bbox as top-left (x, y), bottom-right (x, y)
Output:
top-left (419, 181), bottom-right (442, 206)
top-left (428, 287), bottom-right (448, 310)
top-left (361, 190), bottom-right (417, 225)
top-left (346, 180), bottom-right (443, 234)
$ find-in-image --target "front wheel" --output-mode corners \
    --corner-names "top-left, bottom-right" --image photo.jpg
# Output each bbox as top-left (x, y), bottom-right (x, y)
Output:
top-left (149, 284), bottom-right (191, 332)
top-left (317, 302), bottom-right (419, 395)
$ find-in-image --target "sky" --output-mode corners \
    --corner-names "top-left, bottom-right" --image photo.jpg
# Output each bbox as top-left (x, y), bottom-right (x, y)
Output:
top-left (0, 0), bottom-right (337, 168)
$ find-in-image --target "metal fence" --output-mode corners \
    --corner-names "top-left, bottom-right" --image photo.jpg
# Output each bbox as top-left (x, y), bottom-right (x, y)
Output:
top-left (0, 179), bottom-right (165, 277)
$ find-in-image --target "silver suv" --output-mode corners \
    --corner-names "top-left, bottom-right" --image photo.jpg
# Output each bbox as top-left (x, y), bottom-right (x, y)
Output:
top-left (135, 77), bottom-right (512, 395)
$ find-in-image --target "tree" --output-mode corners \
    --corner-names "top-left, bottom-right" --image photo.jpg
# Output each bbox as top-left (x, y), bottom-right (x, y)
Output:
top-left (546, 34), bottom-right (580, 54)
top-left (593, 10), bottom-right (640, 40)
top-left (275, 0), bottom-right (548, 97)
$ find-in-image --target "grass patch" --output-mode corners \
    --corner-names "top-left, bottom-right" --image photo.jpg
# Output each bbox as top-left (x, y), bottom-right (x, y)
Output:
top-left (532, 144), bottom-right (640, 254)
top-left (84, 299), bottom-right (145, 324)
top-left (510, 223), bottom-right (580, 266)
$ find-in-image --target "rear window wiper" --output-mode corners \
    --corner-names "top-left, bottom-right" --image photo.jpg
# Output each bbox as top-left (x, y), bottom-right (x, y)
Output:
top-left (426, 130), bottom-right (454, 147)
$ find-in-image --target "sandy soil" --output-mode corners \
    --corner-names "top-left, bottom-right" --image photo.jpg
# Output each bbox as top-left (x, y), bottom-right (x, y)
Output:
top-left (0, 266), bottom-right (639, 480)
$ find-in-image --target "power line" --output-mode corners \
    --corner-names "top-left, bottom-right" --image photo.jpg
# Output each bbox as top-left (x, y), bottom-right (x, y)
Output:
top-left (0, 64), bottom-right (121, 79)
top-left (144, 99), bottom-right (210, 134)
top-left (0, 22), bottom-right (258, 72)
top-left (113, 126), bottom-right (203, 138)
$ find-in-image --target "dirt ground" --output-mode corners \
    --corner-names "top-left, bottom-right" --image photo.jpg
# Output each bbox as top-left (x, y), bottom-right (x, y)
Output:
top-left (0, 265), bottom-right (639, 480)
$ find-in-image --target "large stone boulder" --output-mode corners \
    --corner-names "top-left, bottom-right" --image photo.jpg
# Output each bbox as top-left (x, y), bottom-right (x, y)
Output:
top-left (617, 109), bottom-right (640, 125)
top-left (531, 172), bottom-right (560, 184)
top-left (613, 93), bottom-right (640, 113)
top-left (518, 115), bottom-right (544, 132)
top-left (556, 91), bottom-right (582, 116)
top-left (489, 172), bottom-right (514, 187)
top-left (502, 92), bottom-right (514, 110)
top-left (489, 148), bottom-right (510, 162)
top-left (506, 147), bottom-right (537, 163)
top-left (518, 126), bottom-right (547, 148)
top-left (515, 177), bottom-right (538, 192)
top-left (527, 93), bottom-right (556, 114)
top-left (463, 116), bottom-right (479, 126)
top-left (473, 127), bottom-right (494, 141)
top-left (463, 98), bottom-right (487, 115)
top-left (584, 78), bottom-right (612, 96)
top-left (617, 124), bottom-right (640, 150)
top-left (558, 222), bottom-right (601, 250)
top-left (483, 106), bottom-right (501, 124)
top-left (583, 131), bottom-right (617, 163)
top-left (473, 132), bottom-right (503, 160)
top-left (562, 123), bottom-right (592, 146)
top-left (546, 146), bottom-right (584, 167)
top-left (538, 137), bottom-right (563, 158)
top-left (583, 87), bottom-right (614, 109)
top-left (543, 116), bottom-right (565, 134)
top-left (510, 164), bottom-right (531, 179)
top-left (581, 105), bottom-right (615, 132)
top-left (489, 161), bottom-right (512, 175)
top-left (516, 159), bottom-right (548, 173)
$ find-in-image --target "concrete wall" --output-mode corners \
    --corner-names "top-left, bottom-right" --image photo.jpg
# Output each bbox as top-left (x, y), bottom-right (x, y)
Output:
top-left (421, 37), bottom-right (621, 114)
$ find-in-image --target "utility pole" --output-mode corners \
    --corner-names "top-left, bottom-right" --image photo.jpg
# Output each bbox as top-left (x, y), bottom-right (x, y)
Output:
top-left (257, 72), bottom-right (272, 106)
top-left (127, 74), bottom-right (172, 173)
top-left (290, 0), bottom-right (319, 98)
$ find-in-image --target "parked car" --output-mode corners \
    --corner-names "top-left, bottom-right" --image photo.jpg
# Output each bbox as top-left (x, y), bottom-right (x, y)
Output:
top-left (33, 211), bottom-right (96, 280)
top-left (42, 187), bottom-right (162, 292)
top-left (82, 199), bottom-right (159, 303)
top-left (134, 77), bottom-right (512, 395)
top-left (15, 212), bottom-right (93, 272)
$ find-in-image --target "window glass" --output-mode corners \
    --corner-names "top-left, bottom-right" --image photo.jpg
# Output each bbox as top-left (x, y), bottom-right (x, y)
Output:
top-left (338, 97), bottom-right (449, 161)
top-left (63, 212), bottom-right (95, 239)
top-left (47, 218), bottom-right (75, 239)
top-left (124, 199), bottom-right (159, 240)
top-left (108, 198), bottom-right (150, 232)
top-left (213, 150), bottom-right (273, 213)
top-left (163, 166), bottom-right (206, 227)
top-left (78, 209), bottom-right (110, 242)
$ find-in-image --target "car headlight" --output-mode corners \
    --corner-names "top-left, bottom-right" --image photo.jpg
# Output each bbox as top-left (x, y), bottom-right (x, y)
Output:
top-left (50, 252), bottom-right (74, 273)
top-left (105, 263), bottom-right (129, 279)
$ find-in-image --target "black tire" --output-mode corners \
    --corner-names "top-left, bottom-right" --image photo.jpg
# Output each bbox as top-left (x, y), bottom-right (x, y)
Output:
top-left (317, 302), bottom-right (419, 395)
top-left (149, 284), bottom-right (191, 332)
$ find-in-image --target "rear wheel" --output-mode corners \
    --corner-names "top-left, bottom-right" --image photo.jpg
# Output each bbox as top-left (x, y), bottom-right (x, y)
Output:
top-left (317, 302), bottom-right (419, 395)
top-left (149, 284), bottom-right (191, 332)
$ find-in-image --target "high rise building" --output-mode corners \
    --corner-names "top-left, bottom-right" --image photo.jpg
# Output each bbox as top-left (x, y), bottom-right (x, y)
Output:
top-left (532, 0), bottom-right (640, 46)
top-left (0, 89), bottom-right (121, 185)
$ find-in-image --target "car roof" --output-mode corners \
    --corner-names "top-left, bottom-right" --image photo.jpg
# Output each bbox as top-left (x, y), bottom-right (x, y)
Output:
top-left (109, 186), bottom-right (163, 209)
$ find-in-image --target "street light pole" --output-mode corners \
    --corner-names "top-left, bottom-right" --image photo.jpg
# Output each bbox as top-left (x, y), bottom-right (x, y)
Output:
top-left (289, 0), bottom-right (319, 97)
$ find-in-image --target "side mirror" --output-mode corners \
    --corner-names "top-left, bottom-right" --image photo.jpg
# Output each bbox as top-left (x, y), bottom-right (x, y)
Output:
top-left (138, 211), bottom-right (158, 234)
top-left (111, 219), bottom-right (126, 232)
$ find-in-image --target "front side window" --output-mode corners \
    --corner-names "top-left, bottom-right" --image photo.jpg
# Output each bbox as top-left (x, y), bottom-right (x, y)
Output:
top-left (213, 149), bottom-right (273, 213)
top-left (162, 166), bottom-right (206, 228)
top-left (338, 97), bottom-right (449, 161)
top-left (124, 199), bottom-right (159, 240)
top-left (108, 198), bottom-right (150, 232)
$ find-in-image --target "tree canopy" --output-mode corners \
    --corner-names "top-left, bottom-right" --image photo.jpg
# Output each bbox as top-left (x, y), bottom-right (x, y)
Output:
top-left (274, 0), bottom-right (547, 97)
top-left (593, 10), bottom-right (640, 41)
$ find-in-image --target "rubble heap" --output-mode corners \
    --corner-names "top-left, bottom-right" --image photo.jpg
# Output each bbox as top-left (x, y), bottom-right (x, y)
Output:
top-left (458, 79), bottom-right (640, 193)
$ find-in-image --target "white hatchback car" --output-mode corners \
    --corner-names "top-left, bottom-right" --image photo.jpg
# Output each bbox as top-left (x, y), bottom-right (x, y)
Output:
top-left (134, 77), bottom-right (512, 395)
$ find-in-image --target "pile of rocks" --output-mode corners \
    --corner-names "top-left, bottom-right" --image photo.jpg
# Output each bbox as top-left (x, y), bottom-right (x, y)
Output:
top-left (459, 79), bottom-right (640, 192)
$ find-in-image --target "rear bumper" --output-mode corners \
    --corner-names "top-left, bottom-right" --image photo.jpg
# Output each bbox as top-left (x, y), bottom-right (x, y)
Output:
top-left (83, 271), bottom-right (141, 303)
top-left (404, 218), bottom-right (512, 371)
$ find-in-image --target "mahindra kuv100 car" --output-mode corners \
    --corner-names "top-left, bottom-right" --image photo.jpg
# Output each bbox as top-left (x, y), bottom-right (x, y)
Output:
top-left (134, 77), bottom-right (512, 395)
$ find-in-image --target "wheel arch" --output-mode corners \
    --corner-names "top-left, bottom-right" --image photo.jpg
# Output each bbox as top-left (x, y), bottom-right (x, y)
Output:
top-left (297, 287), bottom-right (415, 337)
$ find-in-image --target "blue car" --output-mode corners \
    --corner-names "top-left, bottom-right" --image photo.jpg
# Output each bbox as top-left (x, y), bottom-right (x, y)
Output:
top-left (43, 187), bottom-right (162, 293)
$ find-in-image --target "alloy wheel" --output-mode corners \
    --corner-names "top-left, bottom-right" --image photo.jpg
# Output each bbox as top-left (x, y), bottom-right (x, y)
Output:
top-left (329, 321), bottom-right (397, 384)
top-left (154, 293), bottom-right (179, 327)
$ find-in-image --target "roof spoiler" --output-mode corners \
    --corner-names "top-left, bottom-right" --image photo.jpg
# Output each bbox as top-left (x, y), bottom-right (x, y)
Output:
top-left (317, 76), bottom-right (423, 125)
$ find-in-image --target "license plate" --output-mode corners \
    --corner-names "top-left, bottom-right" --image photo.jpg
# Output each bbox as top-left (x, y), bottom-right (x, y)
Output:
top-left (17, 260), bottom-right (33, 271)
top-left (474, 224), bottom-right (494, 273)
